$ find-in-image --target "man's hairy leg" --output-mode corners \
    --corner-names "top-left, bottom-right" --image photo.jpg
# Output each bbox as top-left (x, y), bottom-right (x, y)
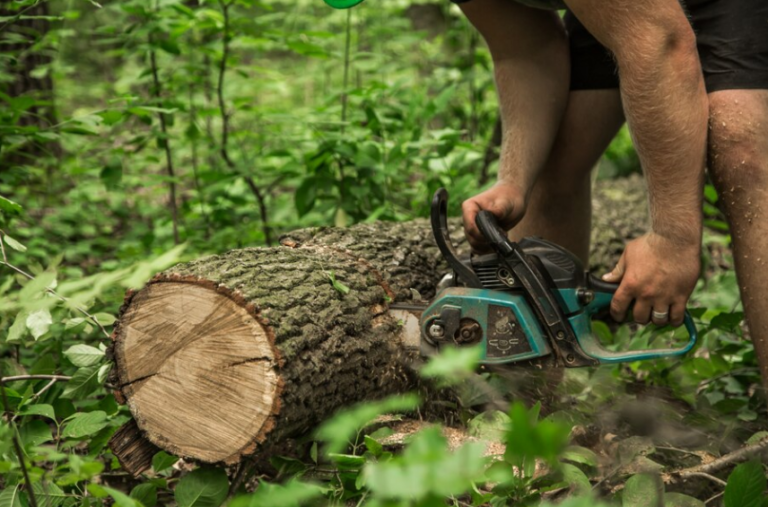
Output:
top-left (458, 0), bottom-right (570, 250)
top-left (708, 89), bottom-right (768, 396)
top-left (564, 0), bottom-right (708, 327)
top-left (511, 89), bottom-right (624, 263)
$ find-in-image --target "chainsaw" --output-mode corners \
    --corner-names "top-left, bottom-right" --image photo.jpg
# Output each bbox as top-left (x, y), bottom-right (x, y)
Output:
top-left (390, 188), bottom-right (697, 367)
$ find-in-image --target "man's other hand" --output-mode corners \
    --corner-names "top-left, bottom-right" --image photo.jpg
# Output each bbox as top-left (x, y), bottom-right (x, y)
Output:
top-left (462, 182), bottom-right (526, 252)
top-left (602, 232), bottom-right (700, 327)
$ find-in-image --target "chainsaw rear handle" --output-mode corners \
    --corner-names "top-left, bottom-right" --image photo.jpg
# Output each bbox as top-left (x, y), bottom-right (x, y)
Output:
top-left (475, 210), bottom-right (515, 256)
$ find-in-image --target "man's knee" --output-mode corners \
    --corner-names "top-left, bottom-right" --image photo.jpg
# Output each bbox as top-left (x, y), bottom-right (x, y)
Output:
top-left (708, 90), bottom-right (768, 203)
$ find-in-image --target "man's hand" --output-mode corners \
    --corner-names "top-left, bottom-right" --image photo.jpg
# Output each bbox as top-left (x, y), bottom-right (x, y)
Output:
top-left (462, 182), bottom-right (526, 252)
top-left (602, 233), bottom-right (700, 327)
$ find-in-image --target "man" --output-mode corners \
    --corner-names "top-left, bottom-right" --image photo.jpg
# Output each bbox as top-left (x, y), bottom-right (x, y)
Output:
top-left (455, 0), bottom-right (768, 388)
top-left (322, 0), bottom-right (768, 389)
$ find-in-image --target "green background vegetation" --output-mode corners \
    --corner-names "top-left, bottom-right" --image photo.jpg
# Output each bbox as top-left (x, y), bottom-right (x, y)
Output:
top-left (0, 0), bottom-right (765, 505)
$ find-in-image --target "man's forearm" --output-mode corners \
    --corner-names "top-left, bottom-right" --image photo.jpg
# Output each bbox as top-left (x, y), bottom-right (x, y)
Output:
top-left (619, 33), bottom-right (707, 244)
top-left (566, 0), bottom-right (708, 245)
top-left (460, 0), bottom-right (570, 199)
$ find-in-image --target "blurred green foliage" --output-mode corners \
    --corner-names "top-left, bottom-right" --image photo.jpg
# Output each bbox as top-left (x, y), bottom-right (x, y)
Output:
top-left (0, 0), bottom-right (765, 505)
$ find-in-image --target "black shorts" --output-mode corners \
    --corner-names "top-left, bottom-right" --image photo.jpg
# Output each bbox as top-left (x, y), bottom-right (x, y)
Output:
top-left (567, 0), bottom-right (768, 92)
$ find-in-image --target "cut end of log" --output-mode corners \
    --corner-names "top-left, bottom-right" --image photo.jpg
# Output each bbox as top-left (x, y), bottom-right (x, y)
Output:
top-left (113, 279), bottom-right (281, 464)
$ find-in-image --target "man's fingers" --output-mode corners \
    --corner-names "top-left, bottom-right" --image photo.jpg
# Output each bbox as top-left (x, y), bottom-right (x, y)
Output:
top-left (461, 200), bottom-right (484, 249)
top-left (610, 286), bottom-right (632, 322)
top-left (603, 255), bottom-right (626, 283)
top-left (669, 302), bottom-right (686, 327)
top-left (633, 299), bottom-right (651, 325)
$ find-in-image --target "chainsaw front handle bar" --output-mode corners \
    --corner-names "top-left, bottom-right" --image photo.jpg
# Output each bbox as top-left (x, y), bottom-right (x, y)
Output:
top-left (474, 207), bottom-right (698, 365)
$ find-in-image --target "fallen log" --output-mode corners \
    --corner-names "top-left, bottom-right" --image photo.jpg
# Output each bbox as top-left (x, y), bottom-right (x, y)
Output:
top-left (108, 177), bottom-right (651, 475)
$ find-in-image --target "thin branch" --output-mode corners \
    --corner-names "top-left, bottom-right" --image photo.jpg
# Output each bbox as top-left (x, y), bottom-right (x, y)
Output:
top-left (705, 491), bottom-right (724, 505)
top-left (341, 8), bottom-right (351, 131)
top-left (0, 369), bottom-right (39, 507)
top-left (0, 0), bottom-right (42, 35)
top-left (0, 236), bottom-right (110, 339)
top-left (148, 41), bottom-right (180, 245)
top-left (680, 472), bottom-right (727, 487)
top-left (1, 375), bottom-right (72, 383)
top-left (216, 0), bottom-right (272, 245)
top-left (673, 436), bottom-right (768, 480)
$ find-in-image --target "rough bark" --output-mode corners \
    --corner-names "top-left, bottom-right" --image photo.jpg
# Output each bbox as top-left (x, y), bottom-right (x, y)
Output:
top-left (109, 177), bottom-right (650, 474)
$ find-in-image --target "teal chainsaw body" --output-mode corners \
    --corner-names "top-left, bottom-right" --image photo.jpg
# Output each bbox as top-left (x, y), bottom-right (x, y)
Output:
top-left (413, 189), bottom-right (698, 367)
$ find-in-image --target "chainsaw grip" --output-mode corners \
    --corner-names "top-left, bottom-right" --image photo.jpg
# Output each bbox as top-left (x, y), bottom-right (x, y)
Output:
top-left (577, 311), bottom-right (698, 364)
top-left (475, 210), bottom-right (513, 254)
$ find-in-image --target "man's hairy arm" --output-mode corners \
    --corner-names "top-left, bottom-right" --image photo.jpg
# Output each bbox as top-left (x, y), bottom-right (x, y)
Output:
top-left (459, 0), bottom-right (570, 249)
top-left (565, 0), bottom-right (708, 325)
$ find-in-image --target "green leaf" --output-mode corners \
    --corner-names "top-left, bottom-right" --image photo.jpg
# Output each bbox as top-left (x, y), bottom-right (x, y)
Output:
top-left (93, 313), bottom-right (116, 326)
top-left (0, 485), bottom-right (25, 507)
top-left (664, 492), bottom-right (706, 507)
top-left (131, 483), bottom-right (157, 507)
top-left (21, 419), bottom-right (53, 447)
top-left (26, 308), bottom-right (52, 340)
top-left (0, 195), bottom-right (22, 217)
top-left (230, 479), bottom-right (324, 507)
top-left (316, 394), bottom-right (420, 454)
top-left (19, 403), bottom-right (56, 420)
top-left (100, 162), bottom-right (122, 190)
top-left (467, 410), bottom-right (509, 442)
top-left (324, 271), bottom-right (350, 296)
top-left (88, 485), bottom-right (141, 507)
top-left (295, 177), bottom-right (317, 216)
top-left (724, 461), bottom-right (766, 507)
top-left (2, 235), bottom-right (26, 252)
top-left (62, 411), bottom-right (108, 439)
top-left (31, 482), bottom-right (67, 507)
top-left (746, 431), bottom-right (768, 445)
top-left (64, 344), bottom-right (105, 367)
top-left (364, 435), bottom-right (383, 456)
top-left (174, 467), bottom-right (229, 507)
top-left (561, 462), bottom-right (591, 494)
top-left (420, 345), bottom-right (482, 381)
top-left (622, 474), bottom-right (663, 507)
top-left (364, 427), bottom-right (487, 500)
top-left (61, 365), bottom-right (101, 399)
top-left (152, 451), bottom-right (179, 473)
top-left (561, 446), bottom-right (598, 468)
top-left (7, 310), bottom-right (29, 342)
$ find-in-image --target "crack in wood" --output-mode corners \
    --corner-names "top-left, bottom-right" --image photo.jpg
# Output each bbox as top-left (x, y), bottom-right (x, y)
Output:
top-left (227, 356), bottom-right (273, 368)
top-left (119, 372), bottom-right (158, 388)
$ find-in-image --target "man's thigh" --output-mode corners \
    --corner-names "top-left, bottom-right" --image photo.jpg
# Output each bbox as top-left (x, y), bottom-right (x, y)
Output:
top-left (565, 0), bottom-right (768, 94)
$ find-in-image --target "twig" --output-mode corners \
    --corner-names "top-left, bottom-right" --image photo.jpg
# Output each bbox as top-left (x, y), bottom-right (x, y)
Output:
top-left (1, 375), bottom-right (72, 383)
top-left (148, 41), bottom-right (180, 245)
top-left (0, 0), bottom-right (42, 35)
top-left (696, 367), bottom-right (760, 393)
top-left (31, 378), bottom-right (59, 400)
top-left (681, 472), bottom-right (727, 487)
top-left (673, 436), bottom-right (768, 480)
top-left (340, 8), bottom-right (351, 132)
top-left (705, 491), bottom-right (724, 504)
top-left (0, 237), bottom-right (110, 339)
top-left (0, 369), bottom-right (39, 507)
top-left (216, 0), bottom-right (272, 245)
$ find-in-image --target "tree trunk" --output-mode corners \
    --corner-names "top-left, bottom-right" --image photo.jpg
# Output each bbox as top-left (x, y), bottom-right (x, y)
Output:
top-left (109, 177), bottom-right (651, 474)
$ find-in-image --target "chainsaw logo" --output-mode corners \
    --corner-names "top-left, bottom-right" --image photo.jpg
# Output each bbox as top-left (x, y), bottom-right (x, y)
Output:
top-left (485, 305), bottom-right (533, 358)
